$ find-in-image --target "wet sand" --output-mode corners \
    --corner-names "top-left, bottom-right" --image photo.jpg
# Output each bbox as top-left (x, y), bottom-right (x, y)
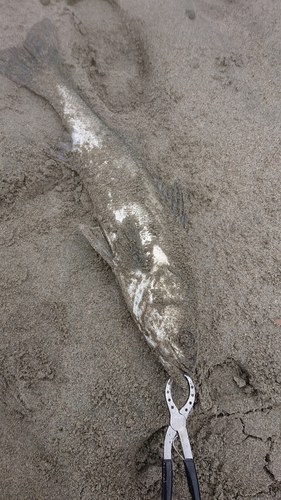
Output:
top-left (0, 1), bottom-right (281, 498)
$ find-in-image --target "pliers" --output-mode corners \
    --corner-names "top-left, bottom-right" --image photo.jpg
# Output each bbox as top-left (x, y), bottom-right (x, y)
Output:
top-left (162, 374), bottom-right (201, 500)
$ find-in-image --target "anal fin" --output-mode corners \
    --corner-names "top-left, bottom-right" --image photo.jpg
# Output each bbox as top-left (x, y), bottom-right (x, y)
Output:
top-left (80, 224), bottom-right (114, 268)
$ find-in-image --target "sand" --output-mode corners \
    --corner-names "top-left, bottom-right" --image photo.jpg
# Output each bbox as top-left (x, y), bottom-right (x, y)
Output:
top-left (0, 0), bottom-right (281, 498)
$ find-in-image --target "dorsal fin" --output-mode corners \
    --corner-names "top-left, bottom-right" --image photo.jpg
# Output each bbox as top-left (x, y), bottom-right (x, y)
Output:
top-left (153, 177), bottom-right (188, 228)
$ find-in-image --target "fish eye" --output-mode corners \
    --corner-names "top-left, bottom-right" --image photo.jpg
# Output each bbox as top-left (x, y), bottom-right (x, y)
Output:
top-left (178, 328), bottom-right (195, 348)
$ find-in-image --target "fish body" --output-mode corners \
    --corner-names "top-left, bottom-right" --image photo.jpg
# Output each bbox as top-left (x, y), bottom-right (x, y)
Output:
top-left (0, 19), bottom-right (197, 383)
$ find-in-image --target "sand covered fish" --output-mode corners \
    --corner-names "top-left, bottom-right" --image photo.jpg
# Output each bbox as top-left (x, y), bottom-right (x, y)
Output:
top-left (0, 19), bottom-right (197, 384)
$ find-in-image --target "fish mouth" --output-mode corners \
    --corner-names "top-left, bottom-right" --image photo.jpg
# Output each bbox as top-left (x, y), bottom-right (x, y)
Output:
top-left (158, 334), bottom-right (197, 387)
top-left (159, 353), bottom-right (191, 388)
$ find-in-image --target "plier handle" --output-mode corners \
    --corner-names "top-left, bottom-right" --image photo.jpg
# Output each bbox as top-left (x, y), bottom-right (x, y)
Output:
top-left (162, 374), bottom-right (201, 500)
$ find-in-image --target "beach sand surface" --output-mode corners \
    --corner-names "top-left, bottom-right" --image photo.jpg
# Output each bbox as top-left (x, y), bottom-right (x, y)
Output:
top-left (0, 1), bottom-right (281, 498)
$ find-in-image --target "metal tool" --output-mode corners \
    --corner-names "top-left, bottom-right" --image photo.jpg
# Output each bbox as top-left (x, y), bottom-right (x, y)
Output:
top-left (162, 374), bottom-right (201, 500)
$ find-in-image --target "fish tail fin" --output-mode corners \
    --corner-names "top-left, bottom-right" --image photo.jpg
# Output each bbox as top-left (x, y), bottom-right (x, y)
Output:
top-left (0, 18), bottom-right (63, 98)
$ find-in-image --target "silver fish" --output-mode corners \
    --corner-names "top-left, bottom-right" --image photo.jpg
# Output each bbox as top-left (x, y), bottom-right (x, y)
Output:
top-left (0, 19), bottom-right (197, 384)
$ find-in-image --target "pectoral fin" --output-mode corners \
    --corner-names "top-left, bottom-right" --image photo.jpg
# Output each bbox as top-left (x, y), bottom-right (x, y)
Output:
top-left (80, 224), bottom-right (114, 268)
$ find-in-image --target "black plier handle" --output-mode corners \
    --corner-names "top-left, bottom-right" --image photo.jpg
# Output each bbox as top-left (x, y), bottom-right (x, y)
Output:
top-left (162, 457), bottom-right (200, 500)
top-left (162, 375), bottom-right (201, 500)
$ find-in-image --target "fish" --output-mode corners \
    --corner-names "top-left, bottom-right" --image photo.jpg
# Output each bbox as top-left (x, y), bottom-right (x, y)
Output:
top-left (0, 19), bottom-right (197, 385)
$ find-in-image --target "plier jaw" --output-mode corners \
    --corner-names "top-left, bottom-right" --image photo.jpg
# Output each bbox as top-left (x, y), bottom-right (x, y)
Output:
top-left (162, 374), bottom-right (201, 500)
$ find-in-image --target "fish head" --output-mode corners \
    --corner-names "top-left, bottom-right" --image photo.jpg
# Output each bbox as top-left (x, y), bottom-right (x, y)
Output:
top-left (144, 302), bottom-right (197, 387)
top-left (130, 266), bottom-right (197, 386)
top-left (160, 327), bottom-right (197, 388)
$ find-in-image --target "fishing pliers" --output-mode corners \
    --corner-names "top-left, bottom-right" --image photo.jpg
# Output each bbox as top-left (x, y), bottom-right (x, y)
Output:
top-left (162, 374), bottom-right (201, 500)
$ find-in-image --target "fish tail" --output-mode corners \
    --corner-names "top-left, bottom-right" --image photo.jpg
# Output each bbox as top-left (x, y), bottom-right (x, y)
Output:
top-left (0, 18), bottom-right (63, 99)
